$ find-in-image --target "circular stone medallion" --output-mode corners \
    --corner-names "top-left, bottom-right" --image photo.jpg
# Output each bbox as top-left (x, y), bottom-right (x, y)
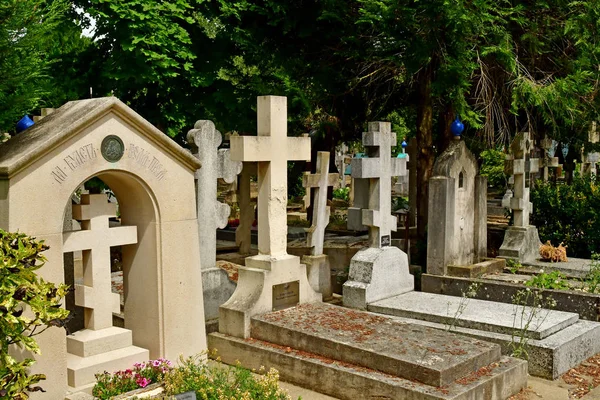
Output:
top-left (101, 135), bottom-right (125, 162)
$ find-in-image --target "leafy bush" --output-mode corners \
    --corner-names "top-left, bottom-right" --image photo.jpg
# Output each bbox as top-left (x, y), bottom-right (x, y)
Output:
top-left (92, 359), bottom-right (173, 399)
top-left (479, 149), bottom-right (507, 189)
top-left (0, 230), bottom-right (70, 399)
top-left (531, 175), bottom-right (600, 258)
top-left (525, 270), bottom-right (570, 290)
top-left (332, 187), bottom-right (350, 202)
top-left (163, 355), bottom-right (291, 400)
top-left (583, 254), bottom-right (600, 294)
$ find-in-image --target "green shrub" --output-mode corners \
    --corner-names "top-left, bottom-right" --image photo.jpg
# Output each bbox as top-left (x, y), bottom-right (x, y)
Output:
top-left (163, 355), bottom-right (292, 400)
top-left (0, 230), bottom-right (70, 399)
top-left (525, 270), bottom-right (570, 290)
top-left (332, 187), bottom-right (349, 202)
top-left (531, 175), bottom-right (600, 258)
top-left (480, 149), bottom-right (507, 189)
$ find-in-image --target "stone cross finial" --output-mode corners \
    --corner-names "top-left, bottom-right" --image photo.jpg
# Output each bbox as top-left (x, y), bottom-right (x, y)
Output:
top-left (506, 132), bottom-right (539, 226)
top-left (335, 143), bottom-right (349, 188)
top-left (303, 151), bottom-right (338, 255)
top-left (62, 194), bottom-right (137, 330)
top-left (540, 135), bottom-right (559, 181)
top-left (188, 120), bottom-right (242, 270)
top-left (230, 96), bottom-right (311, 257)
top-left (349, 122), bottom-right (407, 248)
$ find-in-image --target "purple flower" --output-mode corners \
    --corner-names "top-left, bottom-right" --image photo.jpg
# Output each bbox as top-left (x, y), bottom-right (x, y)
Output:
top-left (136, 377), bottom-right (151, 388)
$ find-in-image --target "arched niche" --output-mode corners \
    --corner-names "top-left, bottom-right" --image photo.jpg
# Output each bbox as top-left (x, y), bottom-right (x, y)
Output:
top-left (0, 97), bottom-right (206, 398)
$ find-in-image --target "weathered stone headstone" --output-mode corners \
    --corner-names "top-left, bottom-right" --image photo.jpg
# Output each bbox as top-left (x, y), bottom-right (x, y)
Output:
top-left (236, 161), bottom-right (257, 255)
top-left (426, 138), bottom-right (487, 275)
top-left (343, 122), bottom-right (413, 309)
top-left (0, 97), bottom-right (206, 398)
top-left (499, 131), bottom-right (543, 262)
top-left (540, 135), bottom-right (560, 182)
top-left (187, 120), bottom-right (242, 322)
top-left (219, 96), bottom-right (321, 338)
top-left (335, 143), bottom-right (349, 188)
top-left (581, 122), bottom-right (599, 177)
top-left (301, 151), bottom-right (337, 299)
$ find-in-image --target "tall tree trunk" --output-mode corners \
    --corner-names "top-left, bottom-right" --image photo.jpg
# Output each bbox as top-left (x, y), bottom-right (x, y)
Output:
top-left (416, 65), bottom-right (435, 242)
top-left (437, 103), bottom-right (454, 152)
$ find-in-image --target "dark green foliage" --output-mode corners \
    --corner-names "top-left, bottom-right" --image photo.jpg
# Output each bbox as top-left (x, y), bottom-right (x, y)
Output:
top-left (531, 176), bottom-right (600, 258)
top-left (480, 149), bottom-right (508, 189)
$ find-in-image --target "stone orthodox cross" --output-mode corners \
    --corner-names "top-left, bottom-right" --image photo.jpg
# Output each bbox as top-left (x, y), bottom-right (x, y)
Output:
top-left (350, 122), bottom-right (407, 248)
top-left (62, 194), bottom-right (137, 330)
top-left (230, 96), bottom-right (311, 257)
top-left (540, 135), bottom-right (559, 182)
top-left (187, 121), bottom-right (242, 270)
top-left (303, 151), bottom-right (338, 255)
top-left (506, 132), bottom-right (539, 227)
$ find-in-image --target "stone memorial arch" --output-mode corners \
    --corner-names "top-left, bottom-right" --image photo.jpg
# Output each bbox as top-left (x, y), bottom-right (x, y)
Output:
top-left (0, 97), bottom-right (206, 398)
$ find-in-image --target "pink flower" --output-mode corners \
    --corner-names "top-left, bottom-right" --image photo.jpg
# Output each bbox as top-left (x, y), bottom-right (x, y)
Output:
top-left (136, 377), bottom-right (151, 388)
top-left (152, 360), bottom-right (161, 367)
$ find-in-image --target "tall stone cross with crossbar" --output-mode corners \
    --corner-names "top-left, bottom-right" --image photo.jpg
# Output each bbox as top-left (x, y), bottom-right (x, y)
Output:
top-left (62, 194), bottom-right (137, 330)
top-left (506, 132), bottom-right (539, 227)
top-left (230, 96), bottom-right (311, 257)
top-left (303, 151), bottom-right (338, 255)
top-left (350, 122), bottom-right (407, 248)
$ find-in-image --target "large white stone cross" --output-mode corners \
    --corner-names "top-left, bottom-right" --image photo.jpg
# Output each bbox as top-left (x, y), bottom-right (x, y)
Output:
top-left (350, 122), bottom-right (407, 248)
top-left (63, 194), bottom-right (137, 330)
top-left (506, 132), bottom-right (539, 227)
top-left (230, 96), bottom-right (311, 257)
top-left (303, 151), bottom-right (338, 255)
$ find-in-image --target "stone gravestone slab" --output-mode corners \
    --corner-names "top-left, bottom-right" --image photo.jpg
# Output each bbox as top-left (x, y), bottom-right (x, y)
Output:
top-left (582, 122), bottom-right (599, 177)
top-left (499, 132), bottom-right (543, 262)
top-left (301, 151), bottom-right (337, 299)
top-left (188, 121), bottom-right (242, 322)
top-left (426, 138), bottom-right (487, 275)
top-left (343, 122), bottom-right (414, 309)
top-left (219, 96), bottom-right (321, 338)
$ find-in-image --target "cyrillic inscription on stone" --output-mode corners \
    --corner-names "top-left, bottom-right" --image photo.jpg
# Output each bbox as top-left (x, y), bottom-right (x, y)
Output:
top-left (50, 143), bottom-right (97, 184)
top-left (272, 280), bottom-right (299, 311)
top-left (127, 143), bottom-right (168, 180)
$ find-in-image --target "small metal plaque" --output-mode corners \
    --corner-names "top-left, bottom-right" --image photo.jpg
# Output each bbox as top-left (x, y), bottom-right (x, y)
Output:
top-left (175, 391), bottom-right (196, 400)
top-left (273, 280), bottom-right (299, 311)
top-left (101, 135), bottom-right (125, 162)
top-left (381, 235), bottom-right (391, 247)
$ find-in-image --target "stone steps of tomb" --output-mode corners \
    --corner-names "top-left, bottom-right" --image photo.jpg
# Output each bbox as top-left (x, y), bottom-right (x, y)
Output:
top-left (67, 345), bottom-right (149, 388)
top-left (370, 290), bottom-right (600, 379)
top-left (208, 303), bottom-right (527, 400)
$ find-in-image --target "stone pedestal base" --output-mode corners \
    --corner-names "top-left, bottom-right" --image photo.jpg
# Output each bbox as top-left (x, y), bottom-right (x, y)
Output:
top-left (301, 254), bottom-right (332, 300)
top-left (343, 246), bottom-right (414, 310)
top-left (499, 225), bottom-right (542, 263)
top-left (202, 267), bottom-right (237, 321)
top-left (66, 327), bottom-right (149, 388)
top-left (218, 254), bottom-right (322, 338)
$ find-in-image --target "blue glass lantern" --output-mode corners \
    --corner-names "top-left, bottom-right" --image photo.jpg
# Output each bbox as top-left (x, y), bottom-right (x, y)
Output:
top-left (401, 139), bottom-right (408, 149)
top-left (16, 115), bottom-right (35, 133)
top-left (451, 116), bottom-right (464, 138)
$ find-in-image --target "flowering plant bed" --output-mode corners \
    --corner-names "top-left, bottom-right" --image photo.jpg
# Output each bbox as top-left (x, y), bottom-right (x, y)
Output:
top-left (92, 355), bottom-right (292, 399)
top-left (93, 359), bottom-right (172, 399)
